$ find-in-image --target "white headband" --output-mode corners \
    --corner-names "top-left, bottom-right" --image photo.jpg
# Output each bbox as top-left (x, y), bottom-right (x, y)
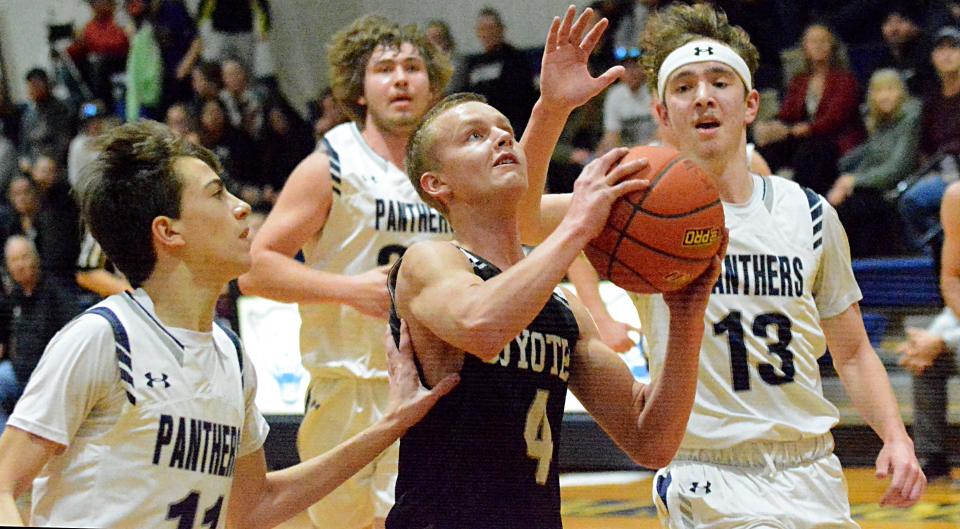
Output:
top-left (657, 39), bottom-right (752, 100)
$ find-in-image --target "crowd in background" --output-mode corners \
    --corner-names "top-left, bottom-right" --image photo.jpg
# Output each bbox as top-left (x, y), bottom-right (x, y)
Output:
top-left (0, 0), bottom-right (960, 444)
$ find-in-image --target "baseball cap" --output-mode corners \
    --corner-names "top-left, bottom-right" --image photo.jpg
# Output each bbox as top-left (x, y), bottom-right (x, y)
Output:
top-left (935, 26), bottom-right (960, 47)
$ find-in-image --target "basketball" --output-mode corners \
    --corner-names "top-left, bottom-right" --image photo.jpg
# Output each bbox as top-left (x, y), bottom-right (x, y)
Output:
top-left (584, 145), bottom-right (724, 294)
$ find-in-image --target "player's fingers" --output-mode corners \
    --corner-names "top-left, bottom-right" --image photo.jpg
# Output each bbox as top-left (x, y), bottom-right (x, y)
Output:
top-left (909, 473), bottom-right (927, 504)
top-left (430, 373), bottom-right (461, 399)
top-left (607, 158), bottom-right (649, 184)
top-left (569, 7), bottom-right (595, 43)
top-left (875, 455), bottom-right (889, 480)
top-left (557, 5), bottom-right (576, 44)
top-left (580, 16), bottom-right (609, 52)
top-left (592, 65), bottom-right (626, 92)
top-left (717, 229), bottom-right (730, 258)
top-left (545, 16), bottom-right (560, 51)
top-left (590, 146), bottom-right (629, 175)
top-left (611, 177), bottom-right (649, 199)
top-left (397, 319), bottom-right (414, 361)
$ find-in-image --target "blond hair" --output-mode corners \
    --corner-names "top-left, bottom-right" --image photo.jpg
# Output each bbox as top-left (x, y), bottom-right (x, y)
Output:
top-left (865, 68), bottom-right (907, 134)
top-left (327, 15), bottom-right (452, 124)
top-left (405, 92), bottom-right (488, 215)
top-left (640, 3), bottom-right (759, 97)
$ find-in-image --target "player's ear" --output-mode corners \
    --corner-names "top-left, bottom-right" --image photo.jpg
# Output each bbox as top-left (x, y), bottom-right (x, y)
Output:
top-left (152, 215), bottom-right (186, 250)
top-left (654, 100), bottom-right (670, 130)
top-left (421, 171), bottom-right (451, 205)
top-left (744, 88), bottom-right (760, 126)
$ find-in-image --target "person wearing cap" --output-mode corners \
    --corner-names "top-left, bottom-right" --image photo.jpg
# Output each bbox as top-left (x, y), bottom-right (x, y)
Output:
top-left (898, 25), bottom-right (960, 254)
top-left (596, 47), bottom-right (657, 155)
top-left (878, 7), bottom-right (937, 96)
top-left (515, 3), bottom-right (926, 526)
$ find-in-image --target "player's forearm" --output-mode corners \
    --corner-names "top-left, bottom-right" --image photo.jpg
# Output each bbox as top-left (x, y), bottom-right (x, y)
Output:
top-left (834, 345), bottom-right (911, 444)
top-left (567, 254), bottom-right (612, 321)
top-left (431, 223), bottom-right (590, 358)
top-left (240, 416), bottom-right (407, 529)
top-left (238, 250), bottom-right (353, 304)
top-left (630, 319), bottom-right (703, 467)
top-left (942, 275), bottom-right (960, 320)
top-left (518, 99), bottom-right (573, 243)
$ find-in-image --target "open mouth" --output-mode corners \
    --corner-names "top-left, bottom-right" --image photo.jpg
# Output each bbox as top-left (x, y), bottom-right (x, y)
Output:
top-left (390, 95), bottom-right (412, 104)
top-left (494, 153), bottom-right (518, 166)
top-left (695, 120), bottom-right (720, 130)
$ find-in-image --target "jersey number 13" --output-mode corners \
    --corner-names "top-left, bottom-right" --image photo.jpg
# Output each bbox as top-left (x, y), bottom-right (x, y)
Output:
top-left (714, 310), bottom-right (796, 392)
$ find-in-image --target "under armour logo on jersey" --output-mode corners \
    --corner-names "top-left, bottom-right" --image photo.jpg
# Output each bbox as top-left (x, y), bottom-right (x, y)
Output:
top-left (689, 481), bottom-right (711, 494)
top-left (145, 372), bottom-right (171, 388)
top-left (693, 46), bottom-right (714, 56)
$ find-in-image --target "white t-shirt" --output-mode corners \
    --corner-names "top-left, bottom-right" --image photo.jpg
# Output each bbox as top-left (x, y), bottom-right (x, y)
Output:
top-left (603, 82), bottom-right (657, 147)
top-left (9, 289), bottom-right (269, 529)
top-left (634, 174), bottom-right (862, 449)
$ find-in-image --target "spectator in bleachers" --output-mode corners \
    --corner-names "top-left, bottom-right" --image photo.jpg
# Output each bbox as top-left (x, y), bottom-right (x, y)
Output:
top-left (0, 177), bottom-right (39, 248)
top-left (755, 23), bottom-right (865, 195)
top-left (256, 96), bottom-right (313, 202)
top-left (220, 57), bottom-right (264, 139)
top-left (198, 98), bottom-right (255, 201)
top-left (461, 6), bottom-right (538, 135)
top-left (897, 178), bottom-right (960, 483)
top-left (198, 0), bottom-right (271, 74)
top-left (0, 127), bottom-right (14, 201)
top-left (29, 154), bottom-right (81, 283)
top-left (425, 19), bottom-right (466, 94)
top-left (188, 60), bottom-right (223, 119)
top-left (898, 26), bottom-right (960, 254)
top-left (123, 3), bottom-right (163, 121)
top-left (877, 8), bottom-right (936, 97)
top-left (828, 69), bottom-right (921, 257)
top-left (150, 0), bottom-right (203, 111)
top-left (17, 69), bottom-right (73, 170)
top-left (67, 100), bottom-right (114, 189)
top-left (67, 0), bottom-right (128, 108)
top-left (164, 102), bottom-right (200, 144)
top-left (4, 236), bottom-right (81, 408)
top-left (596, 47), bottom-right (656, 155)
top-left (0, 88), bottom-right (19, 150)
top-left (310, 87), bottom-right (346, 140)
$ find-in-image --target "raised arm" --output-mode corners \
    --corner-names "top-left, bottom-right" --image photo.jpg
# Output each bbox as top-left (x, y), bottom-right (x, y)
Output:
top-left (227, 322), bottom-right (457, 529)
top-left (399, 150), bottom-right (646, 360)
top-left (238, 151), bottom-right (391, 318)
top-left (569, 238), bottom-right (723, 468)
top-left (519, 5), bottom-right (627, 244)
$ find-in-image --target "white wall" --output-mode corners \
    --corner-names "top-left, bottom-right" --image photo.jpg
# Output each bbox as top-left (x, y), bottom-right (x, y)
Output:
top-left (1, 0), bottom-right (574, 109)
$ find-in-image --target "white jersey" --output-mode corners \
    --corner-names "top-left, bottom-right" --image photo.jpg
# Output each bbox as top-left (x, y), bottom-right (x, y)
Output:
top-left (635, 174), bottom-right (862, 449)
top-left (8, 289), bottom-right (269, 529)
top-left (300, 122), bottom-right (452, 378)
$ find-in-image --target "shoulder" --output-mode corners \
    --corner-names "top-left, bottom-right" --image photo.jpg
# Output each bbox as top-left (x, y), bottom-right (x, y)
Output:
top-left (902, 97), bottom-right (923, 119)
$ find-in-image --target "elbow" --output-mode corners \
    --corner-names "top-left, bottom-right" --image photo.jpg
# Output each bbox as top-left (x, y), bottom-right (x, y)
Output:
top-left (627, 444), bottom-right (677, 470)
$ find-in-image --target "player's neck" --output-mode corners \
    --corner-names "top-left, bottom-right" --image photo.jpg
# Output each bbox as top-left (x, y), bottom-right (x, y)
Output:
top-left (448, 204), bottom-right (524, 270)
top-left (702, 144), bottom-right (753, 204)
top-left (361, 120), bottom-right (412, 170)
top-left (140, 265), bottom-right (223, 332)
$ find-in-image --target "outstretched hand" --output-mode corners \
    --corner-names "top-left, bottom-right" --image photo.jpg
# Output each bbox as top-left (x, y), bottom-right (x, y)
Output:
top-left (385, 320), bottom-right (459, 432)
top-left (540, 5), bottom-right (625, 112)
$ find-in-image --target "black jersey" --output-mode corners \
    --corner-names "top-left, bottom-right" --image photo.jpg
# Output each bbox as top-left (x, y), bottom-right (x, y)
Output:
top-left (386, 247), bottom-right (579, 529)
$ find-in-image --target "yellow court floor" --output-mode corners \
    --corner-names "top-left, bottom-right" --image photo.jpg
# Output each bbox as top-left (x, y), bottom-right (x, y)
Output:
top-left (559, 468), bottom-right (960, 529)
top-left (276, 468), bottom-right (960, 528)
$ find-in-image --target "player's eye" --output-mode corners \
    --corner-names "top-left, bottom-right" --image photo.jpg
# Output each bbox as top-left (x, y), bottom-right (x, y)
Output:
top-left (467, 130), bottom-right (484, 141)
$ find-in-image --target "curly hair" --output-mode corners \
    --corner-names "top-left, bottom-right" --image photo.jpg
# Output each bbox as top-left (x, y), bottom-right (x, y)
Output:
top-left (327, 15), bottom-right (453, 124)
top-left (75, 120), bottom-right (221, 288)
top-left (405, 92), bottom-right (488, 215)
top-left (640, 2), bottom-right (759, 97)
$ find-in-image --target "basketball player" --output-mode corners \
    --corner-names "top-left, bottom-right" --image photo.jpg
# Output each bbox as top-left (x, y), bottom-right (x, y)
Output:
top-left (238, 8), bottom-right (625, 529)
top-left (0, 121), bottom-right (457, 528)
top-left (518, 3), bottom-right (927, 526)
top-left (387, 88), bottom-right (722, 528)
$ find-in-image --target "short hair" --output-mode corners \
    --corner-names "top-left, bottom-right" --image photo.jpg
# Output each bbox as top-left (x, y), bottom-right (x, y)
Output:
top-left (327, 15), bottom-right (452, 124)
top-left (193, 60), bottom-right (223, 88)
top-left (477, 7), bottom-right (504, 28)
top-left (405, 92), bottom-right (487, 215)
top-left (25, 67), bottom-right (48, 84)
top-left (640, 3), bottom-right (759, 97)
top-left (426, 19), bottom-right (455, 52)
top-left (75, 120), bottom-right (222, 288)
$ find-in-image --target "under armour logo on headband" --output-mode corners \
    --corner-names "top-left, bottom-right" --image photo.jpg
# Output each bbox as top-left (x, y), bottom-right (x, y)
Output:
top-left (657, 39), bottom-right (753, 99)
top-left (694, 46), bottom-right (714, 56)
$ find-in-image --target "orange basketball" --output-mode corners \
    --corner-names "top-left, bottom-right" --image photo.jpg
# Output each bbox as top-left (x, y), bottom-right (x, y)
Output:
top-left (584, 145), bottom-right (724, 294)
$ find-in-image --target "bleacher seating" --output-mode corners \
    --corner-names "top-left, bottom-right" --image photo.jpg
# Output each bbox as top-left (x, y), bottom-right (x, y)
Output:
top-left (853, 256), bottom-right (941, 310)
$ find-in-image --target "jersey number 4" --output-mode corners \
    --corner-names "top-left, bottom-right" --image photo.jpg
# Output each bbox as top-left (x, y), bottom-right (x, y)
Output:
top-left (524, 389), bottom-right (553, 485)
top-left (713, 311), bottom-right (795, 392)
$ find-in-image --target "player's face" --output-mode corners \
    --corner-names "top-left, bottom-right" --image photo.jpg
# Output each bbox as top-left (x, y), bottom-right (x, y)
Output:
top-left (429, 101), bottom-right (527, 203)
top-left (172, 157), bottom-right (252, 281)
top-left (657, 61), bottom-right (759, 167)
top-left (361, 42), bottom-right (434, 134)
